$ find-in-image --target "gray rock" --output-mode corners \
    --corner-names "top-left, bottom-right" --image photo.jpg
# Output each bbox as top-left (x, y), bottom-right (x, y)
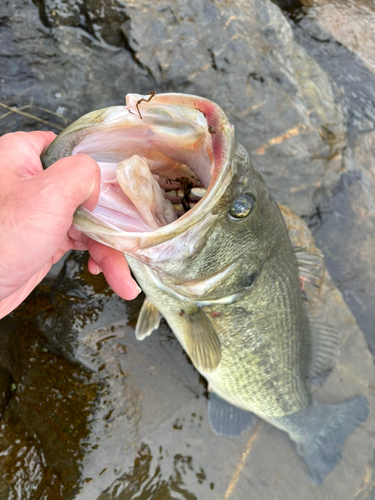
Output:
top-left (310, 131), bottom-right (375, 355)
top-left (0, 0), bottom-right (375, 497)
top-left (1, 0), bottom-right (346, 215)
top-left (308, 0), bottom-right (375, 75)
top-left (0, 0), bottom-right (150, 133)
top-left (121, 0), bottom-right (346, 214)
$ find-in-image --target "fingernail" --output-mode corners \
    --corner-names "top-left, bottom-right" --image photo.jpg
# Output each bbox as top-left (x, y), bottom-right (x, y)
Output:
top-left (92, 263), bottom-right (101, 275)
top-left (134, 283), bottom-right (142, 295)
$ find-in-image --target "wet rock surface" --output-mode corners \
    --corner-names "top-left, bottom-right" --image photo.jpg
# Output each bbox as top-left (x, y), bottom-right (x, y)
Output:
top-left (0, 313), bottom-right (100, 498)
top-left (270, 0), bottom-right (375, 353)
top-left (1, 229), bottom-right (374, 499)
top-left (1, 0), bottom-right (375, 497)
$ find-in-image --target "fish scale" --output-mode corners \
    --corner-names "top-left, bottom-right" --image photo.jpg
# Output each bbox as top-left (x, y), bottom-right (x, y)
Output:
top-left (206, 242), bottom-right (311, 418)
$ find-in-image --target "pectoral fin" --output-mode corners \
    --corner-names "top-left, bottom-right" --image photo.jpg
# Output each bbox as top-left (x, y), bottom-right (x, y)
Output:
top-left (182, 308), bottom-right (221, 372)
top-left (135, 297), bottom-right (161, 341)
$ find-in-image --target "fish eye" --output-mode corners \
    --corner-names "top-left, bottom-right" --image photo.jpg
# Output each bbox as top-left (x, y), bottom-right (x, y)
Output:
top-left (228, 193), bottom-right (255, 220)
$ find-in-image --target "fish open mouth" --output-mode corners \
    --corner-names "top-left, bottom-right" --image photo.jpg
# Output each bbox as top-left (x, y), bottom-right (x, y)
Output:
top-left (73, 93), bottom-right (215, 232)
top-left (43, 93), bottom-right (235, 251)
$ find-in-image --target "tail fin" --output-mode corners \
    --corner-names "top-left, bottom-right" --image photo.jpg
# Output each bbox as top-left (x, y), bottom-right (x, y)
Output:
top-left (291, 396), bottom-right (368, 484)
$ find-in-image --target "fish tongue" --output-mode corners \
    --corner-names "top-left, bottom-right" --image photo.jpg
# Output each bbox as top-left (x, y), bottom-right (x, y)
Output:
top-left (116, 155), bottom-right (177, 230)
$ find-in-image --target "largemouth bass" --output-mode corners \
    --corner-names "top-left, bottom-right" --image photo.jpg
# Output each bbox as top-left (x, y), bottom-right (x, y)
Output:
top-left (42, 92), bottom-right (368, 484)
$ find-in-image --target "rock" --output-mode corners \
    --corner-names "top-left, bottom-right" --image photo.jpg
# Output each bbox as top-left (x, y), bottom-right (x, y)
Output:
top-left (269, 0), bottom-right (375, 357)
top-left (120, 0), bottom-right (346, 215)
top-left (308, 0), bottom-right (375, 75)
top-left (0, 0), bottom-right (375, 497)
top-left (307, 131), bottom-right (375, 356)
top-left (34, 251), bottom-right (133, 363)
top-left (1, 0), bottom-right (346, 215)
top-left (0, 0), bottom-right (150, 134)
top-left (276, 0), bottom-right (375, 137)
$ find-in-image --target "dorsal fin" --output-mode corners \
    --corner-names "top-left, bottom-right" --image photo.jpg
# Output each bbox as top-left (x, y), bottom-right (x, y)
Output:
top-left (135, 297), bottom-right (161, 341)
top-left (295, 246), bottom-right (325, 289)
top-left (307, 316), bottom-right (340, 382)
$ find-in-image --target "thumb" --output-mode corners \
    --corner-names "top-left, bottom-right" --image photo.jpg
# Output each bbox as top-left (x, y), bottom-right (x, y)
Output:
top-left (39, 154), bottom-right (101, 214)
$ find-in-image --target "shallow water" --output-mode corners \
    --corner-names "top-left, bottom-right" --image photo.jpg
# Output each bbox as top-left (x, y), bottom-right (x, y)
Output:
top-left (1, 0), bottom-right (375, 498)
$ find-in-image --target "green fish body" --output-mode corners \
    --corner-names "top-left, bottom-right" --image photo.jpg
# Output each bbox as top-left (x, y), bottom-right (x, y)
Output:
top-left (42, 93), bottom-right (368, 484)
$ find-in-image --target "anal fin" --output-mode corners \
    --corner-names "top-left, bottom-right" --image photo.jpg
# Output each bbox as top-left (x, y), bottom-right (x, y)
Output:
top-left (135, 297), bottom-right (161, 341)
top-left (307, 317), bottom-right (340, 382)
top-left (208, 392), bottom-right (258, 436)
top-left (182, 308), bottom-right (221, 372)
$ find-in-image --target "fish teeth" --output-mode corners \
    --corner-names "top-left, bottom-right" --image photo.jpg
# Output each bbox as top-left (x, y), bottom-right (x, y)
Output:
top-left (172, 204), bottom-right (184, 212)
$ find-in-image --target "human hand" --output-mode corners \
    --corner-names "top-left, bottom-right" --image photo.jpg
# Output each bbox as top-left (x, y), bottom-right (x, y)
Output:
top-left (0, 131), bottom-right (141, 319)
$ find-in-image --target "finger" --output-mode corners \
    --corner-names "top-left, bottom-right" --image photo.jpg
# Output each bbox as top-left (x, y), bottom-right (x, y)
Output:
top-left (88, 256), bottom-right (103, 275)
top-left (72, 240), bottom-right (88, 251)
top-left (68, 225), bottom-right (89, 244)
top-left (0, 131), bottom-right (56, 177)
top-left (35, 154), bottom-right (101, 215)
top-left (0, 262), bottom-right (51, 319)
top-left (51, 237), bottom-right (88, 265)
top-left (25, 131), bottom-right (57, 156)
top-left (86, 239), bottom-right (141, 300)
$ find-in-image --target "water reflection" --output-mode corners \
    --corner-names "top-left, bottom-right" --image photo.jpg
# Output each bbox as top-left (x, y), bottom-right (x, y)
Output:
top-left (98, 443), bottom-right (206, 500)
top-left (0, 318), bottom-right (99, 498)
